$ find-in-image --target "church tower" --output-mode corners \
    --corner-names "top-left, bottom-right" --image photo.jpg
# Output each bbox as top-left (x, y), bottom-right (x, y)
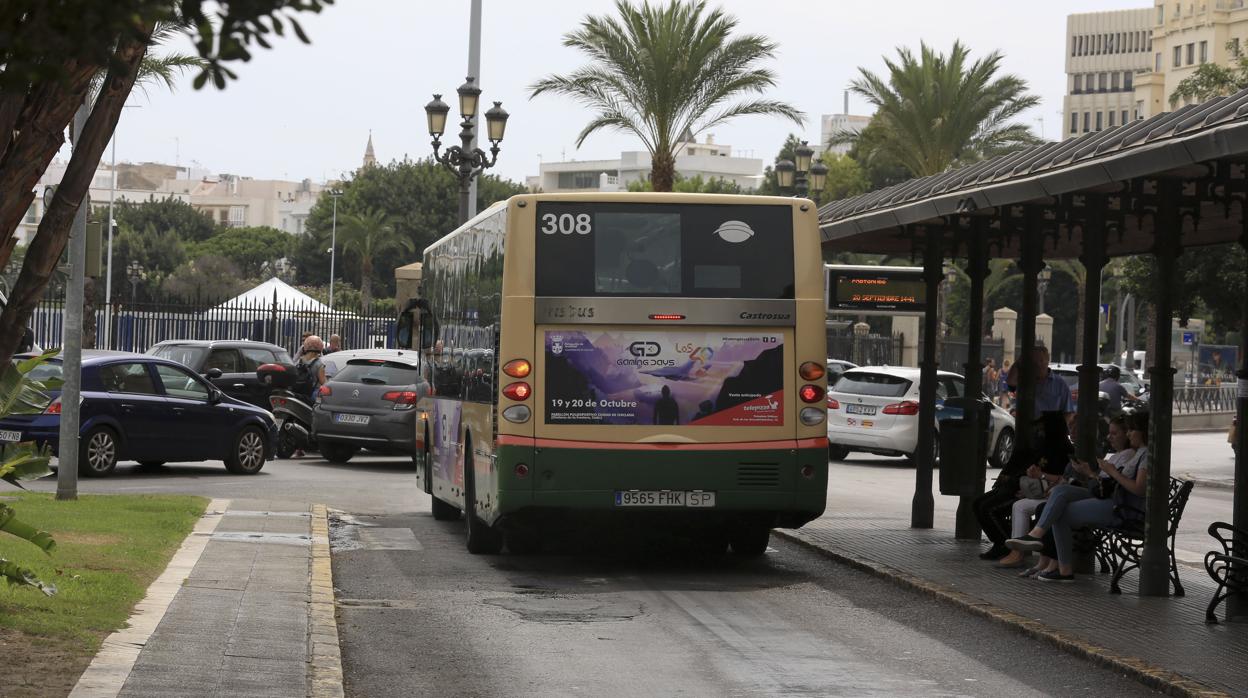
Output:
top-left (362, 131), bottom-right (376, 169)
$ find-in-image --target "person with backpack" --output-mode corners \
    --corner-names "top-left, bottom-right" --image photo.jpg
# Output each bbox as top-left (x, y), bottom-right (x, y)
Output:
top-left (294, 335), bottom-right (327, 402)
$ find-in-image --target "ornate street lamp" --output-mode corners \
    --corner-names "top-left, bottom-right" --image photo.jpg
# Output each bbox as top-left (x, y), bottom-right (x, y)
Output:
top-left (425, 77), bottom-right (509, 226)
top-left (774, 141), bottom-right (826, 201)
top-left (127, 261), bottom-right (144, 304)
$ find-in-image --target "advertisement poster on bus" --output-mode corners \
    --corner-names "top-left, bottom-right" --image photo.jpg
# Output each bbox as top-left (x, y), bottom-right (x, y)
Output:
top-left (429, 399), bottom-right (463, 487)
top-left (543, 330), bottom-right (784, 426)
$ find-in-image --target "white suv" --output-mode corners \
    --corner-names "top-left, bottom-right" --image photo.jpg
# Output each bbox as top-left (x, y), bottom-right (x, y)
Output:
top-left (826, 366), bottom-right (1016, 467)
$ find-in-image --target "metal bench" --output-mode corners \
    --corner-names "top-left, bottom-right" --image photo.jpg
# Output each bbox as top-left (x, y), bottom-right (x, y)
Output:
top-left (1204, 521), bottom-right (1248, 623)
top-left (1094, 477), bottom-right (1193, 596)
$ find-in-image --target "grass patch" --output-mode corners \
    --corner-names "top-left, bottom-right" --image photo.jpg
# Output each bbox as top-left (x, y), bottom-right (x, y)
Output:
top-left (0, 492), bottom-right (207, 696)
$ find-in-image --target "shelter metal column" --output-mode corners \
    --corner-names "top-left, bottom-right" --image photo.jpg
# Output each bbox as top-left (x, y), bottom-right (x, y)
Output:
top-left (1229, 220), bottom-right (1248, 618)
top-left (1016, 208), bottom-right (1044, 446)
top-left (1077, 203), bottom-right (1107, 465)
top-left (957, 218), bottom-right (989, 539)
top-left (913, 225), bottom-right (942, 529)
top-left (1141, 180), bottom-right (1181, 596)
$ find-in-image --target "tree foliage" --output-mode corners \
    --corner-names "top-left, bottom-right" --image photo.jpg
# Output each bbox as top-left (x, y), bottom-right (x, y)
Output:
top-left (161, 254), bottom-right (249, 300)
top-left (838, 41), bottom-right (1041, 177)
top-left (337, 208), bottom-right (413, 312)
top-left (529, 0), bottom-right (801, 191)
top-left (1120, 243), bottom-right (1248, 341)
top-left (113, 197), bottom-right (218, 243)
top-left (190, 225), bottom-right (290, 277)
top-left (109, 223), bottom-right (188, 299)
top-left (1170, 41), bottom-right (1248, 107)
top-left (625, 173), bottom-right (743, 193)
top-left (0, 0), bottom-right (328, 378)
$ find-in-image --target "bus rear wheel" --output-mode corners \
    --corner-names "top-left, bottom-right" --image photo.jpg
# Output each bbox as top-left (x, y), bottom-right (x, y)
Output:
top-left (729, 523), bottom-right (771, 557)
top-left (463, 444), bottom-right (503, 555)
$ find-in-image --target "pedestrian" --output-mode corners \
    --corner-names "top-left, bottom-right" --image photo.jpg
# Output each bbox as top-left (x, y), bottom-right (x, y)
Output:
top-left (292, 335), bottom-right (327, 458)
top-left (16, 325), bottom-right (35, 354)
top-left (982, 358), bottom-right (997, 398)
top-left (997, 359), bottom-right (1012, 407)
top-left (326, 334), bottom-right (341, 354)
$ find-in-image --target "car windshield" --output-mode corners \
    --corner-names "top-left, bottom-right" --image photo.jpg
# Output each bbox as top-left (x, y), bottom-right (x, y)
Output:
top-left (151, 345), bottom-right (207, 367)
top-left (832, 372), bottom-right (912, 398)
top-left (333, 360), bottom-right (419, 386)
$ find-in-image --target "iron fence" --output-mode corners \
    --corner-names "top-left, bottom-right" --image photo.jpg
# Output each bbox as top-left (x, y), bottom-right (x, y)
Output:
top-left (828, 331), bottom-right (903, 367)
top-left (28, 294), bottom-right (396, 355)
top-left (1173, 385), bottom-right (1239, 414)
top-left (940, 338), bottom-right (1006, 376)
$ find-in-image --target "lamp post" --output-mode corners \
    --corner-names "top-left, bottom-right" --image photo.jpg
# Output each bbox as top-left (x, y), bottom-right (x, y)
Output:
top-left (1037, 266), bottom-right (1053, 316)
top-left (127, 261), bottom-right (143, 304)
top-left (328, 189), bottom-right (342, 310)
top-left (425, 77), bottom-right (509, 226)
top-left (775, 141), bottom-right (829, 201)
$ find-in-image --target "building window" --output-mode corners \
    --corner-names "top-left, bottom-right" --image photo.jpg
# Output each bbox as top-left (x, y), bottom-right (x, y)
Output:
top-left (1157, 4), bottom-right (1164, 24)
top-left (1108, 110), bottom-right (1116, 128)
top-left (1122, 109), bottom-right (1130, 125)
top-left (218, 209), bottom-right (228, 224)
top-left (228, 206), bottom-right (245, 227)
top-left (1111, 72), bottom-right (1120, 91)
top-left (1174, 45), bottom-right (1182, 67)
top-left (1234, 38), bottom-right (1242, 57)
top-left (1073, 74), bottom-right (1082, 93)
top-left (557, 171), bottom-right (614, 189)
top-left (1098, 72), bottom-right (1108, 92)
top-left (1095, 111), bottom-right (1103, 131)
top-left (1072, 36), bottom-right (1078, 57)
top-left (1200, 40), bottom-right (1208, 63)
top-left (1070, 111), bottom-right (1079, 133)
top-left (1083, 112), bottom-right (1091, 132)
top-left (1187, 42), bottom-right (1195, 64)
top-left (1124, 71), bottom-right (1133, 91)
top-left (1157, 52), bottom-right (1163, 71)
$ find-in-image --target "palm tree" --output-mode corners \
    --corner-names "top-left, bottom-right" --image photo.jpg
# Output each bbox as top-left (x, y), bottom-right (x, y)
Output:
top-left (837, 41), bottom-right (1041, 178)
top-left (338, 208), bottom-right (413, 312)
top-left (529, 0), bottom-right (803, 191)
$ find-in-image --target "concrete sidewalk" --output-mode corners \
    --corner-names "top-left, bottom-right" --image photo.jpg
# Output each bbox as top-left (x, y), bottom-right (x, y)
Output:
top-left (776, 510), bottom-right (1248, 697)
top-left (71, 499), bottom-right (342, 698)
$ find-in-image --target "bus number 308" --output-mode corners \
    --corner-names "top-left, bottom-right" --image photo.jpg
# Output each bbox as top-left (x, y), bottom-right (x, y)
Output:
top-left (541, 213), bottom-right (592, 235)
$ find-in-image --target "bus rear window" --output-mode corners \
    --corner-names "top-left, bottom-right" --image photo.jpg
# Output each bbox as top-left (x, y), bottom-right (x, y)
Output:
top-left (535, 202), bottom-right (794, 299)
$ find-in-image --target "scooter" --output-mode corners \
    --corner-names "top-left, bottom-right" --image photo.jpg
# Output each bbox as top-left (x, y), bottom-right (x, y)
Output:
top-left (257, 363), bottom-right (316, 459)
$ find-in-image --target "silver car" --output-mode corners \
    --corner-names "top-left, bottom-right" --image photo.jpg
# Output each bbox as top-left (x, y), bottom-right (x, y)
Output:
top-left (311, 350), bottom-right (428, 463)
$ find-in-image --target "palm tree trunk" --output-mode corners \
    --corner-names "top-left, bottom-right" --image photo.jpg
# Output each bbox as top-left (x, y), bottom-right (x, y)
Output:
top-left (651, 151), bottom-right (676, 192)
top-left (360, 258), bottom-right (373, 312)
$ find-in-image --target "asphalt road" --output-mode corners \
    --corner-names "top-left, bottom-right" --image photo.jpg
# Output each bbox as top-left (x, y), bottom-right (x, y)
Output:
top-left (29, 439), bottom-right (1229, 696)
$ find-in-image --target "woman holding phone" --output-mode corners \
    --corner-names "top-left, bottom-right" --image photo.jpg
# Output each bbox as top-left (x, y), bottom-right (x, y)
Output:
top-left (1005, 413), bottom-right (1150, 582)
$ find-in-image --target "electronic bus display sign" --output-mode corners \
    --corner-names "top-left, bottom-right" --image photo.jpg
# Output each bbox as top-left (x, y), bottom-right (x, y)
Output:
top-left (826, 266), bottom-right (926, 314)
top-left (543, 330), bottom-right (784, 426)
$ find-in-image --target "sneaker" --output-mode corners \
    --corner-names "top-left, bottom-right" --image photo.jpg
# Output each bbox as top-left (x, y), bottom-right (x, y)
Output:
top-left (1036, 570), bottom-right (1075, 583)
top-left (1005, 534), bottom-right (1044, 552)
top-left (1018, 565), bottom-right (1044, 579)
top-left (978, 545), bottom-right (1010, 560)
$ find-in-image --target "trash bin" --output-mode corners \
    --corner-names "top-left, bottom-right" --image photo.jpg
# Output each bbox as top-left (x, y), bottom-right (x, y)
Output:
top-left (938, 397), bottom-right (992, 497)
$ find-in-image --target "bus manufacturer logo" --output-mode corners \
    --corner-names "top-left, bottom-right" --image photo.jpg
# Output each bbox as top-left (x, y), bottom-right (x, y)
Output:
top-left (712, 220), bottom-right (754, 243)
top-left (628, 341), bottom-right (661, 357)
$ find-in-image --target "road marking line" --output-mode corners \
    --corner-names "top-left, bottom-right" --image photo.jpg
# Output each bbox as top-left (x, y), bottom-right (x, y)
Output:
top-left (310, 503), bottom-right (345, 698)
top-left (68, 498), bottom-right (230, 698)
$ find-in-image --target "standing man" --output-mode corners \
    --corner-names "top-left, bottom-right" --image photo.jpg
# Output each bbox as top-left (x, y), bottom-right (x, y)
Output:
top-left (326, 334), bottom-right (342, 355)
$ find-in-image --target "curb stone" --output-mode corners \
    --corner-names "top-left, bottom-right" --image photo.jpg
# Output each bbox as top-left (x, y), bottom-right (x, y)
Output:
top-left (773, 528), bottom-right (1231, 698)
top-left (309, 504), bottom-right (345, 698)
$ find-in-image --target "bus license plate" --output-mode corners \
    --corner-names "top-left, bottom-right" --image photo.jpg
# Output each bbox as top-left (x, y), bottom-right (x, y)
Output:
top-left (0, 430), bottom-right (21, 442)
top-left (845, 404), bottom-right (876, 415)
top-left (334, 413), bottom-right (370, 425)
top-left (614, 490), bottom-right (716, 508)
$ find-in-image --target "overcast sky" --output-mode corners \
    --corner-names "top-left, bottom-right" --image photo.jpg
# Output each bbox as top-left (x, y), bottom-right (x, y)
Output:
top-left (105, 0), bottom-right (1148, 186)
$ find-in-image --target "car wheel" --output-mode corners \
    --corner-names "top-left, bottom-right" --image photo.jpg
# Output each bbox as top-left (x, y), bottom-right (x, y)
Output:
top-left (729, 523), bottom-right (771, 557)
top-left (79, 427), bottom-right (119, 477)
top-left (991, 428), bottom-right (1015, 468)
top-left (320, 441), bottom-right (357, 464)
top-left (827, 444), bottom-right (850, 461)
top-left (225, 426), bottom-right (267, 474)
top-left (908, 437), bottom-right (939, 466)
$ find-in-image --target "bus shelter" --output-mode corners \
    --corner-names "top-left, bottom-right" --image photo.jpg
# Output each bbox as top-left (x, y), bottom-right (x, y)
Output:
top-left (818, 90), bottom-right (1248, 609)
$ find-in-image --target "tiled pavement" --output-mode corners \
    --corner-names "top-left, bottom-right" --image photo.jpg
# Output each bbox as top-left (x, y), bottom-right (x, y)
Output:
top-left (778, 511), bottom-right (1248, 697)
top-left (117, 501), bottom-right (314, 698)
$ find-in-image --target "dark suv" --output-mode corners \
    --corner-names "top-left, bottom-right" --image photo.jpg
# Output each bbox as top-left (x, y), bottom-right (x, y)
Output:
top-left (148, 340), bottom-right (292, 409)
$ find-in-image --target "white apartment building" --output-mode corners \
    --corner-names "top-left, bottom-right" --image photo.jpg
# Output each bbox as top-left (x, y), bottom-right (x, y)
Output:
top-left (159, 174), bottom-right (323, 234)
top-left (526, 134), bottom-right (763, 192)
top-left (1063, 8), bottom-right (1155, 139)
top-left (1136, 0), bottom-right (1248, 118)
top-left (819, 113), bottom-right (872, 156)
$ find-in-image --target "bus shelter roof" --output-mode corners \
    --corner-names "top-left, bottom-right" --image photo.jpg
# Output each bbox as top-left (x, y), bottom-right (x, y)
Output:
top-left (818, 89), bottom-right (1248, 259)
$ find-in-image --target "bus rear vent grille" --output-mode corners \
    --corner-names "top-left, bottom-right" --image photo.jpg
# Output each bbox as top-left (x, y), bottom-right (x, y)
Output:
top-left (737, 464), bottom-right (780, 488)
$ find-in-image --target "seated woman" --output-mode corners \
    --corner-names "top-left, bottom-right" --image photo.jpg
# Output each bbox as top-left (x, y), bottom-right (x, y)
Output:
top-left (1007, 414), bottom-right (1149, 582)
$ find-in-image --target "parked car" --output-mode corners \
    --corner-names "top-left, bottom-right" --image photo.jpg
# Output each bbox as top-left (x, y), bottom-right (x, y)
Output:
top-left (148, 340), bottom-right (292, 409)
top-left (825, 358), bottom-right (858, 385)
top-left (1049, 362), bottom-right (1144, 401)
top-left (0, 350), bottom-right (275, 476)
top-left (826, 366), bottom-right (1016, 467)
top-left (311, 350), bottom-right (428, 463)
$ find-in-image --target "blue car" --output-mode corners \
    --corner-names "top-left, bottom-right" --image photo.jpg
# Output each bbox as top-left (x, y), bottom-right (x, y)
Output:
top-left (0, 350), bottom-right (276, 477)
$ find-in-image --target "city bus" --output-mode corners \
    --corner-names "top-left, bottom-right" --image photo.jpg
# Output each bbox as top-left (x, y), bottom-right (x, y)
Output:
top-left (402, 193), bottom-right (828, 555)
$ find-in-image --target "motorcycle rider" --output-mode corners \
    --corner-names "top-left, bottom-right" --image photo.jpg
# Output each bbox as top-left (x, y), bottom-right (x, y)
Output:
top-left (1099, 365), bottom-right (1140, 418)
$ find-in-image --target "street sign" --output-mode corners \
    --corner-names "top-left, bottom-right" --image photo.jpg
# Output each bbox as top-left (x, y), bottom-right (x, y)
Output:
top-left (1182, 331), bottom-right (1196, 346)
top-left (826, 265), bottom-right (926, 315)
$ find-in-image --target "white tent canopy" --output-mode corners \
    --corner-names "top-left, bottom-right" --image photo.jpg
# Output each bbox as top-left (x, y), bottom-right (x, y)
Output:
top-left (205, 277), bottom-right (347, 318)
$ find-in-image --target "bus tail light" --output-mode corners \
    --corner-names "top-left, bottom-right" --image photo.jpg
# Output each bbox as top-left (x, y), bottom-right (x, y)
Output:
top-left (799, 385), bottom-right (824, 403)
top-left (799, 361), bottom-right (825, 381)
top-left (882, 400), bottom-right (920, 415)
top-left (503, 359), bottom-right (531, 378)
top-left (799, 407), bottom-right (824, 426)
top-left (502, 382), bottom-right (531, 401)
top-left (382, 390), bottom-right (419, 410)
top-left (502, 405), bottom-right (531, 423)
